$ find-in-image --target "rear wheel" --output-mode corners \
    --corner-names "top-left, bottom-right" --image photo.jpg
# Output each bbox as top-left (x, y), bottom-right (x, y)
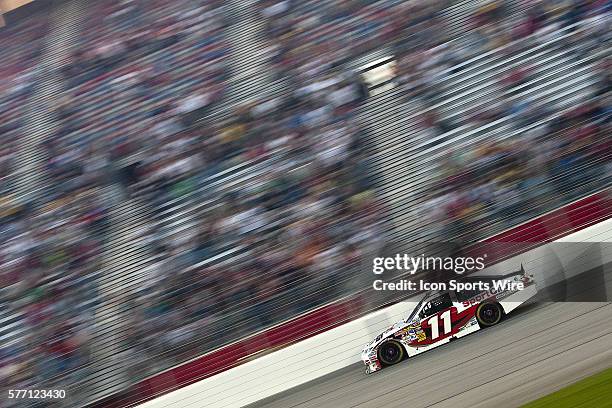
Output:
top-left (476, 302), bottom-right (503, 327)
top-left (377, 340), bottom-right (405, 366)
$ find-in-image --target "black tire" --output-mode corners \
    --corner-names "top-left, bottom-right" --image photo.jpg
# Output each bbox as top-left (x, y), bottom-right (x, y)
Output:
top-left (377, 340), bottom-right (405, 366)
top-left (476, 302), bottom-right (504, 327)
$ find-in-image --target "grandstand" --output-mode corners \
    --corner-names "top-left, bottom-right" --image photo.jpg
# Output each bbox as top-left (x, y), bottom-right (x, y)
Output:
top-left (0, 0), bottom-right (609, 407)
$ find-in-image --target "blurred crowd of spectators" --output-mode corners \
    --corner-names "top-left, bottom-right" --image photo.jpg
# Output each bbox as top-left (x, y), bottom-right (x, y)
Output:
top-left (47, 0), bottom-right (231, 198)
top-left (124, 69), bottom-right (380, 375)
top-left (0, 0), bottom-right (610, 403)
top-left (2, 0), bottom-right (231, 401)
top-left (61, 0), bottom-right (227, 87)
top-left (402, 1), bottom-right (611, 238)
top-left (0, 189), bottom-right (110, 398)
top-left (395, 0), bottom-right (611, 105)
top-left (423, 95), bottom-right (610, 239)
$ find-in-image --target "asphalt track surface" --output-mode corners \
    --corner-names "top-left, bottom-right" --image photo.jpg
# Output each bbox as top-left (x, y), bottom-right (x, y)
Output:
top-left (250, 270), bottom-right (612, 408)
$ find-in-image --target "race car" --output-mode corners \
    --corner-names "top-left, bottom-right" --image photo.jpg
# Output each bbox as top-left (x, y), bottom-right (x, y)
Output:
top-left (361, 267), bottom-right (537, 374)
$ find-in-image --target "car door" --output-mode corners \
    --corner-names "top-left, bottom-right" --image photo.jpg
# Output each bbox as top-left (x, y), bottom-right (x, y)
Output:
top-left (409, 291), bottom-right (480, 348)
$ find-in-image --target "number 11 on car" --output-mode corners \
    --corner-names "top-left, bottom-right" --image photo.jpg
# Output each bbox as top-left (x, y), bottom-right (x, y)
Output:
top-left (426, 308), bottom-right (453, 339)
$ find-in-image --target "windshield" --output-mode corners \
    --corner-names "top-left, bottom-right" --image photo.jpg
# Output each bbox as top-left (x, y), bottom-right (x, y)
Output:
top-left (404, 291), bottom-right (430, 323)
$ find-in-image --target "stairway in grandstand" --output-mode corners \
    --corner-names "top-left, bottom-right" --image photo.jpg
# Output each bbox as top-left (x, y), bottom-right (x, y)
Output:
top-left (205, 0), bottom-right (287, 120)
top-left (10, 0), bottom-right (85, 201)
top-left (83, 190), bottom-right (156, 402)
top-left (361, 19), bottom-right (605, 245)
top-left (228, 0), bottom-right (285, 98)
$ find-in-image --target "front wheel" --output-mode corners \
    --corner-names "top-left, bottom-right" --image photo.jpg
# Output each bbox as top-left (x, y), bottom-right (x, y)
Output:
top-left (476, 302), bottom-right (504, 327)
top-left (377, 340), bottom-right (405, 366)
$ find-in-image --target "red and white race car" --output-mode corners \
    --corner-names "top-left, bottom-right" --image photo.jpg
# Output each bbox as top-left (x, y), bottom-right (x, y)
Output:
top-left (361, 268), bottom-right (537, 374)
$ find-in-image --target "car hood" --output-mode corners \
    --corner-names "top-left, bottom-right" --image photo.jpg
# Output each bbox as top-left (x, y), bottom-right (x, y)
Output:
top-left (363, 319), bottom-right (417, 352)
